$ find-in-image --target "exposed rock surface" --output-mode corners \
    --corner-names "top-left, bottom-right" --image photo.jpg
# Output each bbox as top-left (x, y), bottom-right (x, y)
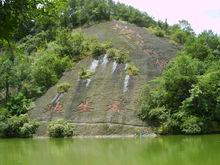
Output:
top-left (30, 21), bottom-right (178, 136)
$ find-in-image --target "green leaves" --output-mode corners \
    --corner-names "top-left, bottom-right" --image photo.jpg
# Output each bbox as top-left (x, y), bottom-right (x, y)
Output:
top-left (106, 48), bottom-right (129, 64)
top-left (0, 0), bottom-right (38, 40)
top-left (148, 26), bottom-right (165, 38)
top-left (57, 83), bottom-right (71, 94)
top-left (125, 64), bottom-right (139, 76)
top-left (31, 51), bottom-right (72, 90)
top-left (79, 68), bottom-right (95, 79)
top-left (56, 30), bottom-right (90, 59)
top-left (184, 30), bottom-right (220, 61)
top-left (6, 92), bottom-right (32, 116)
top-left (180, 116), bottom-right (203, 134)
top-left (48, 119), bottom-right (74, 138)
top-left (139, 30), bottom-right (220, 134)
top-left (0, 114), bottom-right (39, 138)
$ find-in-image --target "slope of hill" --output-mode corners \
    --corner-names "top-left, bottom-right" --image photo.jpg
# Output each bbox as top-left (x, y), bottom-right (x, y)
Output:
top-left (29, 21), bottom-right (178, 136)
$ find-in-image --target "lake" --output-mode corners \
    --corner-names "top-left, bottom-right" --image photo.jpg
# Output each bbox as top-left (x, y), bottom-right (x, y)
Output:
top-left (0, 135), bottom-right (220, 165)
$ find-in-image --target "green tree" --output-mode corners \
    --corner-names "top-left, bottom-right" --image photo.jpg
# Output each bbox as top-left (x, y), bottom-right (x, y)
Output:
top-left (6, 92), bottom-right (31, 116)
top-left (0, 114), bottom-right (39, 138)
top-left (0, 48), bottom-right (31, 102)
top-left (31, 51), bottom-right (72, 91)
top-left (184, 30), bottom-right (220, 60)
top-left (0, 0), bottom-right (38, 41)
top-left (139, 31), bottom-right (220, 134)
top-left (0, 54), bottom-right (18, 102)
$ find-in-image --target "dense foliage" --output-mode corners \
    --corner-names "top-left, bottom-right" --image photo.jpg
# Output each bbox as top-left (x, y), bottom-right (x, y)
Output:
top-left (107, 48), bottom-right (129, 63)
top-left (63, 0), bottom-right (156, 28)
top-left (139, 31), bottom-right (220, 134)
top-left (79, 68), bottom-right (95, 79)
top-left (57, 83), bottom-right (71, 94)
top-left (48, 119), bottom-right (74, 138)
top-left (0, 114), bottom-right (39, 138)
top-left (126, 64), bottom-right (139, 76)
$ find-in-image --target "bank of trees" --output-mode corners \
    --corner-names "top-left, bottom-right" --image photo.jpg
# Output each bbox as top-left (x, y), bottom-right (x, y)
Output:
top-left (139, 31), bottom-right (220, 134)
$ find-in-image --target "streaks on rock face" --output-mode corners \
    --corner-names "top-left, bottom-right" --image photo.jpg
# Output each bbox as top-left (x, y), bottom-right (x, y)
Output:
top-left (48, 93), bottom-right (64, 112)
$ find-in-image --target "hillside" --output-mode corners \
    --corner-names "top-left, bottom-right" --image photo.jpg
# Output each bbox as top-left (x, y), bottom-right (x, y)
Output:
top-left (29, 21), bottom-right (178, 136)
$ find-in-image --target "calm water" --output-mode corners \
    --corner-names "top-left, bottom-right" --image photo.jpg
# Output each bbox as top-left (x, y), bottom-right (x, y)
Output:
top-left (1, 135), bottom-right (220, 165)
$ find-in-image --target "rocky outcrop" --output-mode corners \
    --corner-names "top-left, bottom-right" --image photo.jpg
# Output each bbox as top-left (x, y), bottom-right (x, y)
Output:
top-left (30, 21), bottom-right (177, 136)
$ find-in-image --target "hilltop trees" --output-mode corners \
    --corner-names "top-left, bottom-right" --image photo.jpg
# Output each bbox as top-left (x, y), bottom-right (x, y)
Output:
top-left (62, 0), bottom-right (156, 28)
top-left (169, 20), bottom-right (195, 44)
top-left (64, 0), bottom-right (111, 27)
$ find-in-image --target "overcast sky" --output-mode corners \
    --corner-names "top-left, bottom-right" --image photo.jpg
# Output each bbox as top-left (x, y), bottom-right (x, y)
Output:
top-left (115, 0), bottom-right (220, 34)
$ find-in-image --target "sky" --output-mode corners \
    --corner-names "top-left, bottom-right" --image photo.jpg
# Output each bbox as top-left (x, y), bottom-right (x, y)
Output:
top-left (115, 0), bottom-right (220, 34)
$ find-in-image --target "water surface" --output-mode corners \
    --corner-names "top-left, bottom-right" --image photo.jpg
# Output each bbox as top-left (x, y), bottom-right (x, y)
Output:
top-left (0, 135), bottom-right (220, 165)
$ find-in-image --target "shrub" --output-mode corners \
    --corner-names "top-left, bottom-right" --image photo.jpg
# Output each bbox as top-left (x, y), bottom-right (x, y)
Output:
top-left (107, 48), bottom-right (118, 60)
top-left (90, 42), bottom-right (107, 57)
top-left (180, 116), bottom-right (202, 134)
top-left (148, 26), bottom-right (165, 37)
top-left (79, 68), bottom-right (95, 79)
top-left (48, 119), bottom-right (74, 138)
top-left (126, 64), bottom-right (139, 76)
top-left (107, 48), bottom-right (129, 63)
top-left (102, 40), bottom-right (113, 49)
top-left (148, 107), bottom-right (169, 124)
top-left (0, 114), bottom-right (39, 138)
top-left (57, 30), bottom-right (87, 58)
top-left (31, 51), bottom-right (72, 90)
top-left (116, 49), bottom-right (129, 63)
top-left (171, 29), bottom-right (188, 44)
top-left (19, 122), bottom-right (39, 138)
top-left (18, 31), bottom-right (49, 54)
top-left (6, 93), bottom-right (32, 116)
top-left (57, 83), bottom-right (71, 94)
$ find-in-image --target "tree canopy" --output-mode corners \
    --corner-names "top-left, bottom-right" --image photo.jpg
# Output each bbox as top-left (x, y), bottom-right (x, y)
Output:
top-left (139, 31), bottom-right (220, 134)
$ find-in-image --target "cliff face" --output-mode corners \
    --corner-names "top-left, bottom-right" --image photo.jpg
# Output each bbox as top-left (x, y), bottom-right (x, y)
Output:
top-left (30, 21), bottom-right (178, 136)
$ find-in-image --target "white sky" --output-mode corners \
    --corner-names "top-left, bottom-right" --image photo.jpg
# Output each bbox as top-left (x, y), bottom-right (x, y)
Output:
top-left (115, 0), bottom-right (220, 34)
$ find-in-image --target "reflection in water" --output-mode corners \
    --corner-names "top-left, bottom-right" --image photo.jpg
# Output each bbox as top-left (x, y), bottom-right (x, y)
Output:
top-left (0, 135), bottom-right (220, 165)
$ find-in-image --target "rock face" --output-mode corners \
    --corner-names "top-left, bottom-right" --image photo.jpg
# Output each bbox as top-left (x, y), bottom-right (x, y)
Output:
top-left (30, 21), bottom-right (178, 136)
